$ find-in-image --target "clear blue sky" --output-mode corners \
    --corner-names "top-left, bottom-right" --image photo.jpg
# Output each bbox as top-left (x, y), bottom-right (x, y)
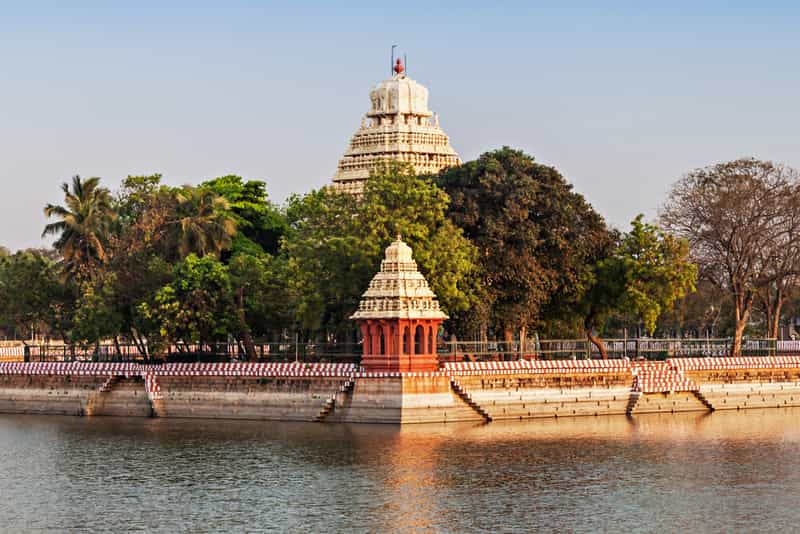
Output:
top-left (2, 1), bottom-right (798, 250)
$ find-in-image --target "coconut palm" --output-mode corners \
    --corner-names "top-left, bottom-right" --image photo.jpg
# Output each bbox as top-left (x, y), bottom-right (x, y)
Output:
top-left (42, 175), bottom-right (114, 279)
top-left (165, 186), bottom-right (236, 259)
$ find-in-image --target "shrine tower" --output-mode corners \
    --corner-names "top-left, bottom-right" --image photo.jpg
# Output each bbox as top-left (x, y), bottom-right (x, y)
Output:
top-left (350, 237), bottom-right (448, 372)
top-left (332, 58), bottom-right (461, 194)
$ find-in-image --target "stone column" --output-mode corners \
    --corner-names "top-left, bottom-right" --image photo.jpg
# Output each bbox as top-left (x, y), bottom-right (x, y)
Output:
top-left (370, 321), bottom-right (381, 355)
top-left (360, 323), bottom-right (370, 357)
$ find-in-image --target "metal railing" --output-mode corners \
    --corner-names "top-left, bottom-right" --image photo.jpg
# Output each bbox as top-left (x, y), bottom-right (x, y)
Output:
top-left (16, 342), bottom-right (362, 364)
top-left (1, 337), bottom-right (786, 363)
top-left (436, 338), bottom-right (778, 362)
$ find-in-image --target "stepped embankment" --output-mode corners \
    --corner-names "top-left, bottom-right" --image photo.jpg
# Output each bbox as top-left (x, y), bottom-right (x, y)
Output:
top-left (1, 357), bottom-right (799, 423)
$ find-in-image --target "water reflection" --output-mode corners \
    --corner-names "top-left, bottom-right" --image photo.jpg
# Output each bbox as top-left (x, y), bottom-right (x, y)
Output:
top-left (1, 410), bottom-right (799, 532)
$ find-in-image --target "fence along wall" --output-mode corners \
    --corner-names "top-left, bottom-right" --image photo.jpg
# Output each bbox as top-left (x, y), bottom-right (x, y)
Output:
top-left (0, 338), bottom-right (793, 363)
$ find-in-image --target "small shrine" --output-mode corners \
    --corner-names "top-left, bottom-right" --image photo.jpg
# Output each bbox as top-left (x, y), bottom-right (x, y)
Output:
top-left (332, 58), bottom-right (461, 194)
top-left (350, 237), bottom-right (448, 372)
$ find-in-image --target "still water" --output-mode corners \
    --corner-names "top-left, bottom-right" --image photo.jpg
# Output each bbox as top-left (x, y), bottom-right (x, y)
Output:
top-left (1, 410), bottom-right (799, 533)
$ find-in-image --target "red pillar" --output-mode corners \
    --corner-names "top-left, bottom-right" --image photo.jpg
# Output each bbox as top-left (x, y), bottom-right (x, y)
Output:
top-left (358, 317), bottom-right (444, 373)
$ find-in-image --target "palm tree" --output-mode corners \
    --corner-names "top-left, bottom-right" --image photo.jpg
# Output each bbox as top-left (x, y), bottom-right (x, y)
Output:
top-left (166, 186), bottom-right (236, 259)
top-left (42, 175), bottom-right (114, 279)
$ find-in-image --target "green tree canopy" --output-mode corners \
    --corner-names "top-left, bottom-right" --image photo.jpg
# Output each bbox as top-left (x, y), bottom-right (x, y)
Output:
top-left (579, 215), bottom-right (697, 357)
top-left (0, 250), bottom-right (74, 340)
top-left (435, 147), bottom-right (611, 341)
top-left (140, 254), bottom-right (235, 345)
top-left (163, 186), bottom-right (237, 260)
top-left (42, 175), bottom-right (115, 280)
top-left (201, 175), bottom-right (288, 256)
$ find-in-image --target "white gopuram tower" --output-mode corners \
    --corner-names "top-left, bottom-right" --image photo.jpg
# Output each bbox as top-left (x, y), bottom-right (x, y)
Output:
top-left (332, 58), bottom-right (461, 194)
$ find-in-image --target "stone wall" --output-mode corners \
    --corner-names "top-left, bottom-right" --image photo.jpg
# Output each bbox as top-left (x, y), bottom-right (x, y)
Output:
top-left (454, 372), bottom-right (635, 420)
top-left (630, 392), bottom-right (708, 414)
top-left (85, 377), bottom-right (153, 417)
top-left (0, 374), bottom-right (105, 415)
top-left (330, 375), bottom-right (482, 424)
top-left (153, 376), bottom-right (348, 421)
top-left (4, 362), bottom-right (800, 423)
top-left (688, 369), bottom-right (800, 410)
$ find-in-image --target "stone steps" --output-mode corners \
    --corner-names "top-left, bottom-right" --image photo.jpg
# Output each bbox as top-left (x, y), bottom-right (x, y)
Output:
top-left (487, 401), bottom-right (630, 420)
top-left (315, 379), bottom-right (355, 422)
top-left (471, 388), bottom-right (628, 402)
top-left (450, 379), bottom-right (492, 422)
top-left (630, 392), bottom-right (708, 414)
top-left (99, 375), bottom-right (120, 393)
top-left (626, 391), bottom-right (642, 414)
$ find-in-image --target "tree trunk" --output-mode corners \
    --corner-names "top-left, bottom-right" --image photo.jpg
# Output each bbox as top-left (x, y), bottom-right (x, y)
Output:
top-left (585, 329), bottom-right (608, 360)
top-left (732, 319), bottom-right (747, 357)
top-left (503, 327), bottom-right (513, 361)
top-left (519, 325), bottom-right (527, 359)
top-left (113, 336), bottom-right (122, 359)
top-left (133, 331), bottom-right (149, 362)
top-left (730, 287), bottom-right (755, 357)
top-left (236, 286), bottom-right (257, 361)
top-left (763, 301), bottom-right (774, 340)
top-left (769, 289), bottom-right (785, 340)
top-left (241, 328), bottom-right (257, 362)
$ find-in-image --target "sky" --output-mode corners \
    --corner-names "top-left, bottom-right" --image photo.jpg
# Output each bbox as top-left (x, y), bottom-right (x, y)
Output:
top-left (1, 1), bottom-right (799, 251)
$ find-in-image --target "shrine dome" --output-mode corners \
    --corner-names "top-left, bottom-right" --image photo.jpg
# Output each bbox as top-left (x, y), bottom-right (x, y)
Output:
top-left (350, 237), bottom-right (448, 321)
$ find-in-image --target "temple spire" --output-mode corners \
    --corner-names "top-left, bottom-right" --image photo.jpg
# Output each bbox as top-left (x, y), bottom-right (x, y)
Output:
top-left (331, 57), bottom-right (461, 195)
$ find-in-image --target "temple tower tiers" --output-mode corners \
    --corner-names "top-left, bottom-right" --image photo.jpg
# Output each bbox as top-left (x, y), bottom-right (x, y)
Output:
top-left (351, 237), bottom-right (448, 373)
top-left (332, 58), bottom-right (461, 194)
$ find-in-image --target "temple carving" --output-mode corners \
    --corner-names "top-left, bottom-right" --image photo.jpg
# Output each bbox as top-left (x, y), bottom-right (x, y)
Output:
top-left (332, 58), bottom-right (461, 194)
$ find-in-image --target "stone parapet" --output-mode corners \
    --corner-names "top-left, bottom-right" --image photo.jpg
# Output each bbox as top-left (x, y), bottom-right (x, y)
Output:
top-left (1, 360), bottom-right (800, 423)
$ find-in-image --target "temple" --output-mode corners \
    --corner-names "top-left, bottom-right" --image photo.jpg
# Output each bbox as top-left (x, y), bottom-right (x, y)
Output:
top-left (331, 58), bottom-right (461, 194)
top-left (351, 237), bottom-right (447, 372)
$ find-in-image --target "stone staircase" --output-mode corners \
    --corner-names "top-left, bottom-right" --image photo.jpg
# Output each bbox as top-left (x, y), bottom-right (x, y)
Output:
top-left (626, 390), bottom-right (642, 415)
top-left (315, 378), bottom-right (355, 422)
top-left (99, 375), bottom-right (121, 393)
top-left (628, 362), bottom-right (712, 414)
top-left (450, 378), bottom-right (492, 422)
top-left (693, 390), bottom-right (715, 411)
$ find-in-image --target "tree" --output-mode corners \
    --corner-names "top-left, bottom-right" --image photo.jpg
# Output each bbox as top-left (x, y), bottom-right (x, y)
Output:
top-left (71, 274), bottom-right (124, 345)
top-left (617, 216), bottom-right (697, 334)
top-left (140, 255), bottom-right (234, 346)
top-left (228, 253), bottom-right (296, 359)
top-left (201, 175), bottom-right (287, 256)
top-left (42, 175), bottom-right (115, 280)
top-left (661, 158), bottom-right (800, 355)
top-left (163, 186), bottom-right (237, 260)
top-left (756, 181), bottom-right (800, 338)
top-left (656, 279), bottom-right (729, 338)
top-left (0, 250), bottom-right (74, 341)
top-left (283, 162), bottom-right (479, 339)
top-left (436, 147), bottom-right (611, 344)
top-left (117, 174), bottom-right (164, 224)
top-left (104, 175), bottom-right (176, 356)
top-left (578, 216), bottom-right (696, 358)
